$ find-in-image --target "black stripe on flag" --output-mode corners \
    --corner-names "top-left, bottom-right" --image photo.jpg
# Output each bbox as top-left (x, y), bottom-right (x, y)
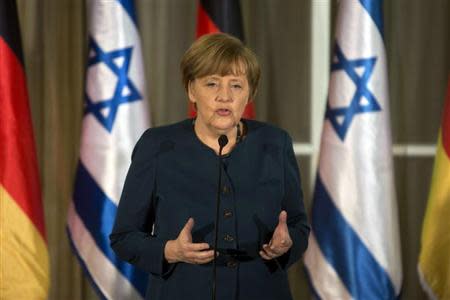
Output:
top-left (200, 0), bottom-right (244, 41)
top-left (0, 0), bottom-right (24, 65)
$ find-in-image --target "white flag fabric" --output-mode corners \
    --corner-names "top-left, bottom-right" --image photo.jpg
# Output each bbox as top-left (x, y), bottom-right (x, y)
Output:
top-left (67, 0), bottom-right (150, 298)
top-left (304, 0), bottom-right (402, 299)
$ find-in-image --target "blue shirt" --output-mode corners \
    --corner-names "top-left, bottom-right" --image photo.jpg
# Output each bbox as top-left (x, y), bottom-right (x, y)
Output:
top-left (110, 119), bottom-right (310, 300)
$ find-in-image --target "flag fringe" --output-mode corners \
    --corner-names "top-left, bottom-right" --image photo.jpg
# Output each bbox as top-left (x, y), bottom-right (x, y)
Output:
top-left (417, 264), bottom-right (438, 300)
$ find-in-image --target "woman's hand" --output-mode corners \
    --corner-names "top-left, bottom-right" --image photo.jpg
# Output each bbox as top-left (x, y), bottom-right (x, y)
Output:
top-left (164, 218), bottom-right (215, 264)
top-left (259, 210), bottom-right (293, 260)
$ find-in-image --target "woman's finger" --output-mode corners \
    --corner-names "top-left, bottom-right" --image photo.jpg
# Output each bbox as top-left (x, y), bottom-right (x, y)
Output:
top-left (259, 250), bottom-right (272, 260)
top-left (278, 210), bottom-right (288, 225)
top-left (188, 250), bottom-right (215, 264)
top-left (262, 244), bottom-right (279, 258)
top-left (263, 242), bottom-right (292, 258)
top-left (194, 255), bottom-right (215, 264)
top-left (179, 218), bottom-right (194, 241)
top-left (272, 237), bottom-right (292, 250)
top-left (195, 249), bottom-right (215, 259)
top-left (185, 249), bottom-right (214, 261)
top-left (185, 242), bottom-right (210, 251)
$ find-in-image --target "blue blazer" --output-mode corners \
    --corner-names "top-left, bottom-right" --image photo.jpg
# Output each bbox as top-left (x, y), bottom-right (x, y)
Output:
top-left (110, 119), bottom-right (310, 300)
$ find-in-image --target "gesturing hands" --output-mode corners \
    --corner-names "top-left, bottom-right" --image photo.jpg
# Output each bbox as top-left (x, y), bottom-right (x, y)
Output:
top-left (164, 212), bottom-right (292, 264)
top-left (164, 218), bottom-right (215, 264)
top-left (259, 210), bottom-right (293, 260)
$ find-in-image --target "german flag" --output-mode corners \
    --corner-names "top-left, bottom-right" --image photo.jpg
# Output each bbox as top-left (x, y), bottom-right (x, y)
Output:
top-left (189, 0), bottom-right (255, 119)
top-left (0, 0), bottom-right (49, 298)
top-left (418, 76), bottom-right (450, 299)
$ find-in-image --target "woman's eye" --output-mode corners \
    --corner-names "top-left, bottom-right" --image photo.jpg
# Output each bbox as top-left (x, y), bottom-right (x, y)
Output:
top-left (232, 84), bottom-right (242, 89)
top-left (206, 82), bottom-right (217, 87)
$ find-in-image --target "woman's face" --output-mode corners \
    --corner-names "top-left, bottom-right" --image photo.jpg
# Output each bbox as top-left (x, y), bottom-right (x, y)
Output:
top-left (188, 72), bottom-right (250, 135)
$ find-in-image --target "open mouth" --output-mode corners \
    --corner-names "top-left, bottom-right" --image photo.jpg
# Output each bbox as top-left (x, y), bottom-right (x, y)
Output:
top-left (216, 108), bottom-right (231, 116)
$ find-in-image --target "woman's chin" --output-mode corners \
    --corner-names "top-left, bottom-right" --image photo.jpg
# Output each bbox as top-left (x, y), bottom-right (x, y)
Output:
top-left (211, 121), bottom-right (238, 135)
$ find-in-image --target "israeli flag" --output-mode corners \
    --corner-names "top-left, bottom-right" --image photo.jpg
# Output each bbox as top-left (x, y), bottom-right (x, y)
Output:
top-left (67, 0), bottom-right (149, 298)
top-left (304, 0), bottom-right (402, 299)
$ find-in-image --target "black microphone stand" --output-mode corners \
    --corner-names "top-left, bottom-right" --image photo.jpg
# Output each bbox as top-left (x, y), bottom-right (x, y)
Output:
top-left (212, 135), bottom-right (228, 300)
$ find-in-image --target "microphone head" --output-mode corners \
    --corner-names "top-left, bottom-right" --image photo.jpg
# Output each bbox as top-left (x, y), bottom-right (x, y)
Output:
top-left (218, 135), bottom-right (228, 148)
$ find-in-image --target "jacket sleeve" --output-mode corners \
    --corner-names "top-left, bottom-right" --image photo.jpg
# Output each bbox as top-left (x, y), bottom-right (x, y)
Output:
top-left (109, 129), bottom-right (171, 277)
top-left (277, 132), bottom-right (310, 270)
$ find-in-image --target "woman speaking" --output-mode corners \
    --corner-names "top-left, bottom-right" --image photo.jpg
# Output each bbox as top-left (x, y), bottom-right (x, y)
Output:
top-left (110, 33), bottom-right (310, 300)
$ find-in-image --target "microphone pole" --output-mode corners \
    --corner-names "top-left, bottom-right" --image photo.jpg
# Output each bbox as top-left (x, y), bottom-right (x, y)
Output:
top-left (212, 134), bottom-right (228, 300)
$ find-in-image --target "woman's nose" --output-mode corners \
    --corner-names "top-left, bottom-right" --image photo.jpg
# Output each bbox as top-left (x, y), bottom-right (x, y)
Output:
top-left (217, 86), bottom-right (232, 102)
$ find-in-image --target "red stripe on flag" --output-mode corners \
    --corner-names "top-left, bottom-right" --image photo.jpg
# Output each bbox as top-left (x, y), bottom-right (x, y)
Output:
top-left (196, 4), bottom-right (220, 38)
top-left (243, 102), bottom-right (255, 119)
top-left (0, 37), bottom-right (46, 241)
top-left (442, 77), bottom-right (450, 157)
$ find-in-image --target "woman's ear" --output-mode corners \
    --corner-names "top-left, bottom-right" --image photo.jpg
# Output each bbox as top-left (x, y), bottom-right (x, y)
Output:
top-left (188, 81), bottom-right (196, 104)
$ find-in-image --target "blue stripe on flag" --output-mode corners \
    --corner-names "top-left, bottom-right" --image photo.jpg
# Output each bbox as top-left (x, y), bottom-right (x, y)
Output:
top-left (359, 0), bottom-right (384, 36)
top-left (312, 176), bottom-right (396, 300)
top-left (67, 227), bottom-right (108, 300)
top-left (117, 0), bottom-right (137, 25)
top-left (73, 162), bottom-right (148, 297)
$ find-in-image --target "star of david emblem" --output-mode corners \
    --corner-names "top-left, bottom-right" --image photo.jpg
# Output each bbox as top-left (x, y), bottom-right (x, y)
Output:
top-left (325, 44), bottom-right (381, 140)
top-left (84, 37), bottom-right (142, 132)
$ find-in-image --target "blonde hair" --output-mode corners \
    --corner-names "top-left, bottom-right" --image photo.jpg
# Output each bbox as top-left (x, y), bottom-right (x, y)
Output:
top-left (180, 33), bottom-right (261, 100)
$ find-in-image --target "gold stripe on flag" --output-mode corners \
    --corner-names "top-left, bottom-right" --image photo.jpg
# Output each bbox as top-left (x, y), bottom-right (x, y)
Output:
top-left (0, 185), bottom-right (49, 299)
top-left (419, 77), bottom-right (450, 299)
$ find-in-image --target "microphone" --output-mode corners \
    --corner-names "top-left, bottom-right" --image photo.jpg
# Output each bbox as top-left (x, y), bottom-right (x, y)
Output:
top-left (218, 134), bottom-right (228, 149)
top-left (212, 135), bottom-right (228, 300)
